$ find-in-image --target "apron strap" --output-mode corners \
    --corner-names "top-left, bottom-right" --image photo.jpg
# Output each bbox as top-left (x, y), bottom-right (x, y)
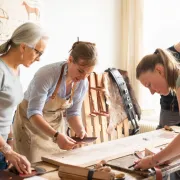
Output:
top-left (51, 63), bottom-right (66, 99)
top-left (69, 82), bottom-right (76, 103)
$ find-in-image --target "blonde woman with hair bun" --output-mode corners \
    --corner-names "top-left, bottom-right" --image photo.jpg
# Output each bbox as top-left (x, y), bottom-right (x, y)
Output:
top-left (13, 41), bottom-right (98, 163)
top-left (0, 22), bottom-right (48, 174)
top-left (135, 48), bottom-right (180, 170)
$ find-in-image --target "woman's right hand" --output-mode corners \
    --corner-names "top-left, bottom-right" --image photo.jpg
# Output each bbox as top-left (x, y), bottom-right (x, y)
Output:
top-left (56, 133), bottom-right (77, 150)
top-left (4, 150), bottom-right (31, 174)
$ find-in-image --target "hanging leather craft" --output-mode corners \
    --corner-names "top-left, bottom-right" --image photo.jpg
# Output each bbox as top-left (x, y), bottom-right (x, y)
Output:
top-left (105, 68), bottom-right (140, 135)
top-left (118, 69), bottom-right (141, 120)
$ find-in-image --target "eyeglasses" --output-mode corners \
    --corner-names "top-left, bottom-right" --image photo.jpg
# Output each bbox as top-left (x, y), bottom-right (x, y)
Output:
top-left (26, 44), bottom-right (43, 57)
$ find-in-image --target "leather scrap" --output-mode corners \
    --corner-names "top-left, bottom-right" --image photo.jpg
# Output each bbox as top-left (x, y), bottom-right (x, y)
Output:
top-left (87, 169), bottom-right (95, 180)
top-left (0, 171), bottom-right (23, 180)
top-left (71, 137), bottom-right (97, 144)
top-left (8, 165), bottom-right (46, 178)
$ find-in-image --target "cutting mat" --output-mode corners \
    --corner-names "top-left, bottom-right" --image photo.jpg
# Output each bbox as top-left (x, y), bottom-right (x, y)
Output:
top-left (42, 129), bottom-right (177, 167)
top-left (106, 155), bottom-right (153, 178)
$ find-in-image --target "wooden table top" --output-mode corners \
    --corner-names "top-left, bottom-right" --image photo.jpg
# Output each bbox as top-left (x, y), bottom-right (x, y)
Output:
top-left (1, 127), bottom-right (180, 179)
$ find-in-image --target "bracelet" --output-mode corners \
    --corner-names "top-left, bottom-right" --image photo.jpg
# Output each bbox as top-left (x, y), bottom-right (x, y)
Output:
top-left (7, 137), bottom-right (13, 141)
top-left (52, 131), bottom-right (59, 143)
top-left (151, 155), bottom-right (159, 166)
top-left (0, 144), bottom-right (12, 155)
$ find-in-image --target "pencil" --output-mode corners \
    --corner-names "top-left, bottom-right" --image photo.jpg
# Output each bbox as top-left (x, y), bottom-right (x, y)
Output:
top-left (128, 163), bottom-right (136, 168)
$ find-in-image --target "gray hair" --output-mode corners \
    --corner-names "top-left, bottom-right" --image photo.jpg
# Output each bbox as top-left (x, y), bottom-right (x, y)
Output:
top-left (0, 22), bottom-right (48, 55)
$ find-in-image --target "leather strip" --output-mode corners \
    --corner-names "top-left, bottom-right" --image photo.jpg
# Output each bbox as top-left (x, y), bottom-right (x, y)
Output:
top-left (51, 63), bottom-right (66, 99)
top-left (154, 166), bottom-right (163, 180)
top-left (87, 169), bottom-right (94, 180)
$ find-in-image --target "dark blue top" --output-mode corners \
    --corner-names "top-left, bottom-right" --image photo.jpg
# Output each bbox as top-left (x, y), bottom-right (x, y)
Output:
top-left (160, 45), bottom-right (180, 112)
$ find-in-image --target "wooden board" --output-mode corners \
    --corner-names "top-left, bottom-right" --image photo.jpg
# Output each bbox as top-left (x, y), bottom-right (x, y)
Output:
top-left (42, 129), bottom-right (177, 167)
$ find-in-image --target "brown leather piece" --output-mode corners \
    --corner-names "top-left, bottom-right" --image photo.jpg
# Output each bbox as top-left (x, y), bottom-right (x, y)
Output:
top-left (8, 165), bottom-right (46, 178)
top-left (154, 166), bottom-right (163, 180)
top-left (71, 137), bottom-right (97, 144)
top-left (0, 171), bottom-right (23, 180)
top-left (103, 72), bottom-right (128, 124)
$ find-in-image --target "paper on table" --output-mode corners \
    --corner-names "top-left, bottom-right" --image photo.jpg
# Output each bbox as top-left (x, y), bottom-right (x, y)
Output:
top-left (24, 176), bottom-right (48, 180)
top-left (171, 126), bottom-right (180, 133)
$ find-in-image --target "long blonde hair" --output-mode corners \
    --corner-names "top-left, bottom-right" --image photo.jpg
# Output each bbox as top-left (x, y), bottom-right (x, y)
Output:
top-left (0, 22), bottom-right (48, 55)
top-left (136, 48), bottom-right (179, 89)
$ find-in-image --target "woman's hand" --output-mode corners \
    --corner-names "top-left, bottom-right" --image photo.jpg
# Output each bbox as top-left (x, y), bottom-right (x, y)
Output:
top-left (76, 129), bottom-right (88, 139)
top-left (6, 139), bottom-right (14, 168)
top-left (134, 156), bottom-right (155, 170)
top-left (7, 138), bottom-right (13, 150)
top-left (56, 133), bottom-right (76, 150)
top-left (4, 150), bottom-right (31, 174)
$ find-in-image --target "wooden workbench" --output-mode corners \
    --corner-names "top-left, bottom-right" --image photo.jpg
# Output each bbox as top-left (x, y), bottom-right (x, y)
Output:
top-left (39, 127), bottom-right (180, 180)
top-left (1, 128), bottom-right (180, 179)
top-left (39, 153), bottom-right (180, 180)
top-left (42, 128), bottom-right (177, 167)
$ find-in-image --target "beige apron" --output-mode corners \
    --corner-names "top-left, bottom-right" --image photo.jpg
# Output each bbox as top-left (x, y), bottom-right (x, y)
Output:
top-left (13, 64), bottom-right (76, 163)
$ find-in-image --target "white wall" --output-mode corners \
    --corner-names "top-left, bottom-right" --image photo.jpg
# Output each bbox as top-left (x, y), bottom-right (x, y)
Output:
top-left (140, 0), bottom-right (180, 113)
top-left (20, 0), bottom-right (121, 91)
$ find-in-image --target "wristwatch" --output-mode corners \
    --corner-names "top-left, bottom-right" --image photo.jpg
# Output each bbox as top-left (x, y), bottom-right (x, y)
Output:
top-left (53, 131), bottom-right (59, 143)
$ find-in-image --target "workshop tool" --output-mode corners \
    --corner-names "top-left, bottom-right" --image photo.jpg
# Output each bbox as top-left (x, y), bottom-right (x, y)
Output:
top-left (128, 163), bottom-right (136, 169)
top-left (164, 125), bottom-right (179, 133)
top-left (71, 137), bottom-right (97, 144)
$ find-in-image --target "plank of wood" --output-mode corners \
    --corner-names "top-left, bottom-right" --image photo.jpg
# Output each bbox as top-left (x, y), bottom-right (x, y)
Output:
top-left (42, 129), bottom-right (177, 167)
top-left (32, 161), bottom-right (58, 172)
top-left (82, 89), bottom-right (93, 137)
top-left (58, 163), bottom-right (114, 180)
top-left (96, 73), bottom-right (109, 143)
top-left (116, 123), bottom-right (123, 139)
top-left (123, 118), bottom-right (129, 137)
top-left (90, 73), bottom-right (102, 144)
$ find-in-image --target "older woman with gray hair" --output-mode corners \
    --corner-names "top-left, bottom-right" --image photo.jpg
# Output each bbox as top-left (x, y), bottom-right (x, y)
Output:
top-left (0, 22), bottom-right (48, 174)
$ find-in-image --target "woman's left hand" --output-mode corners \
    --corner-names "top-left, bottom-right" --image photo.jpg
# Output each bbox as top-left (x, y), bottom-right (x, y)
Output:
top-left (77, 129), bottom-right (88, 139)
top-left (134, 156), bottom-right (154, 170)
